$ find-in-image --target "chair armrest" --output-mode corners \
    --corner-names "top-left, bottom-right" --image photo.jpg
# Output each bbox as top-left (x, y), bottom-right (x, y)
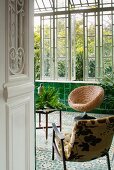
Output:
top-left (52, 123), bottom-right (66, 162)
top-left (52, 123), bottom-right (65, 140)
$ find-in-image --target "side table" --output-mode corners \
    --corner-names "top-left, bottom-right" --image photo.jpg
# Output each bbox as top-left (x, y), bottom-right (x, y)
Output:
top-left (36, 108), bottom-right (62, 140)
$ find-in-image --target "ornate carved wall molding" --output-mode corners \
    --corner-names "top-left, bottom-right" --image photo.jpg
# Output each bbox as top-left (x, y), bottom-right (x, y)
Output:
top-left (8, 0), bottom-right (25, 75)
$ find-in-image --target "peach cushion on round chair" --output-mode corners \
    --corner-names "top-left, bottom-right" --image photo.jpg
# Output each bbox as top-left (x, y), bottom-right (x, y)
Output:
top-left (68, 85), bottom-right (104, 112)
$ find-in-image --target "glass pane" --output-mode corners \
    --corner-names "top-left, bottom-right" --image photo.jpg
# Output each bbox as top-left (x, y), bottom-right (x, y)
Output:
top-left (44, 0), bottom-right (52, 8)
top-left (101, 0), bottom-right (111, 7)
top-left (56, 0), bottom-right (68, 11)
top-left (57, 59), bottom-right (66, 78)
top-left (103, 43), bottom-right (112, 58)
top-left (103, 15), bottom-right (112, 35)
top-left (37, 0), bottom-right (44, 9)
top-left (72, 56), bottom-right (76, 79)
top-left (88, 16), bottom-right (95, 36)
top-left (104, 58), bottom-right (112, 76)
top-left (57, 18), bottom-right (66, 37)
top-left (103, 35), bottom-right (112, 44)
top-left (57, 47), bottom-right (66, 57)
top-left (44, 27), bottom-right (50, 38)
top-left (44, 39), bottom-right (50, 57)
top-left (76, 54), bottom-right (83, 80)
top-left (75, 14), bottom-right (84, 55)
top-left (71, 0), bottom-right (97, 9)
top-left (34, 0), bottom-right (38, 9)
top-left (57, 0), bottom-right (66, 8)
top-left (88, 0), bottom-right (96, 3)
top-left (88, 36), bottom-right (95, 54)
top-left (57, 38), bottom-right (66, 48)
top-left (34, 0), bottom-right (53, 13)
top-left (72, 0), bottom-right (80, 4)
top-left (88, 59), bottom-right (95, 78)
top-left (44, 58), bottom-right (51, 77)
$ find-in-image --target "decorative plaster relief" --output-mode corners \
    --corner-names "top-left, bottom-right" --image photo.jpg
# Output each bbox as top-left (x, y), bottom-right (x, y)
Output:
top-left (8, 0), bottom-right (25, 75)
top-left (9, 47), bottom-right (25, 74)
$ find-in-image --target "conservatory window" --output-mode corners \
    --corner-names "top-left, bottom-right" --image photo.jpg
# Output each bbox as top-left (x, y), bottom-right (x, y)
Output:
top-left (34, 0), bottom-right (114, 81)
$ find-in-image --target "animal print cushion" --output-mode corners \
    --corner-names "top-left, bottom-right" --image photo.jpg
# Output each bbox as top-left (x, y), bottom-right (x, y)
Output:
top-left (55, 133), bottom-right (72, 159)
top-left (55, 116), bottom-right (114, 161)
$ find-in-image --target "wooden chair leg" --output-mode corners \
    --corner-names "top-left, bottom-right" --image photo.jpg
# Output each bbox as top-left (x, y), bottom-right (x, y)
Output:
top-left (52, 129), bottom-right (55, 160)
top-left (106, 152), bottom-right (111, 170)
top-left (52, 145), bottom-right (54, 160)
top-left (60, 110), bottom-right (62, 131)
top-left (62, 159), bottom-right (67, 170)
top-left (61, 140), bottom-right (67, 170)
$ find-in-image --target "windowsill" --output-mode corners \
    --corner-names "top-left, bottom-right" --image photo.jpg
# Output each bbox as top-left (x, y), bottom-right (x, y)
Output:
top-left (35, 79), bottom-right (99, 84)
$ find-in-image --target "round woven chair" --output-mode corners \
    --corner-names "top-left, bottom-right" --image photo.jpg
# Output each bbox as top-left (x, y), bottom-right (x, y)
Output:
top-left (68, 85), bottom-right (104, 119)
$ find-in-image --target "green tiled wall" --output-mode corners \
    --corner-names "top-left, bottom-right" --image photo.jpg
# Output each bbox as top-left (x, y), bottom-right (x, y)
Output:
top-left (35, 81), bottom-right (83, 109)
top-left (35, 81), bottom-right (114, 114)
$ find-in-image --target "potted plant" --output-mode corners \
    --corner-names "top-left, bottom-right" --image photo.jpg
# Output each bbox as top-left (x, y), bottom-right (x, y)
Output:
top-left (36, 86), bottom-right (66, 110)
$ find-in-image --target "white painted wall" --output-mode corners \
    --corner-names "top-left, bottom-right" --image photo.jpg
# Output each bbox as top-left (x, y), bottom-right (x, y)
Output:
top-left (0, 0), bottom-right (35, 170)
top-left (0, 0), bottom-right (6, 169)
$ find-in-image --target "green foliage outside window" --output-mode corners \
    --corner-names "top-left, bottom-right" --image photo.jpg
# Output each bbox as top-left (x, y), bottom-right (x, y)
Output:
top-left (58, 61), bottom-right (66, 77)
top-left (34, 29), bottom-right (40, 80)
top-left (75, 20), bottom-right (83, 80)
top-left (100, 75), bottom-right (114, 111)
top-left (88, 60), bottom-right (95, 78)
top-left (34, 16), bottom-right (113, 81)
top-left (75, 52), bottom-right (83, 80)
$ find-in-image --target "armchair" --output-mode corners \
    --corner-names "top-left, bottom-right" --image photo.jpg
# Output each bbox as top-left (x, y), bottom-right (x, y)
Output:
top-left (52, 116), bottom-right (114, 170)
top-left (68, 85), bottom-right (104, 119)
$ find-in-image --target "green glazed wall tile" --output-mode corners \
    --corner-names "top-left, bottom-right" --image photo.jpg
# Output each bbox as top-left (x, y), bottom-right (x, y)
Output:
top-left (35, 81), bottom-right (110, 114)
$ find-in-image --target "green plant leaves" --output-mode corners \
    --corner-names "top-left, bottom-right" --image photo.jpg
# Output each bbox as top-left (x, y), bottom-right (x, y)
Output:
top-left (100, 75), bottom-right (114, 110)
top-left (36, 86), bottom-right (66, 110)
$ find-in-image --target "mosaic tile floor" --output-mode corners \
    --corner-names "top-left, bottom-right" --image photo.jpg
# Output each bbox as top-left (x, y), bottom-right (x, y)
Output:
top-left (36, 111), bottom-right (114, 170)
